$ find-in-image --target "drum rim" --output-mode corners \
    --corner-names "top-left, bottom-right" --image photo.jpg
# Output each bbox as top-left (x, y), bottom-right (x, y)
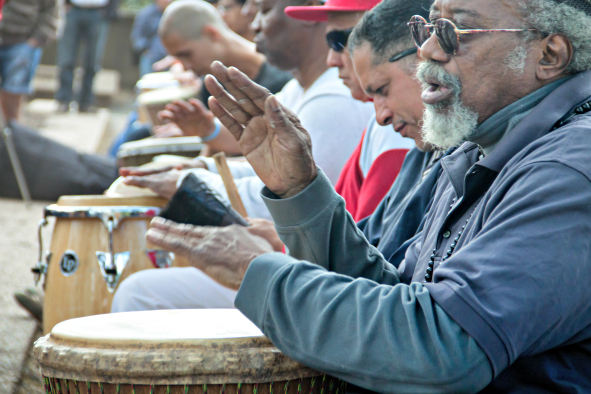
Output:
top-left (34, 310), bottom-right (325, 384)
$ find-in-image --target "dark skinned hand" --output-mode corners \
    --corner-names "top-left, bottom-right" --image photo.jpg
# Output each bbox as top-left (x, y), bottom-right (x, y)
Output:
top-left (205, 61), bottom-right (317, 198)
top-left (146, 217), bottom-right (274, 290)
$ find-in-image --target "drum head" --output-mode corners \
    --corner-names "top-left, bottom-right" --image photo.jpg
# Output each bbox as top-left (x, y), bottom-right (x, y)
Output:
top-left (34, 310), bottom-right (322, 385)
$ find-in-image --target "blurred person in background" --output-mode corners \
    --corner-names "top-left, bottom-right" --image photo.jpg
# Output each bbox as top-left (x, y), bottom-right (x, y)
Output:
top-left (217, 0), bottom-right (256, 41)
top-left (131, 0), bottom-right (173, 77)
top-left (0, 0), bottom-right (60, 121)
top-left (55, 0), bottom-right (111, 113)
top-left (95, 0), bottom-right (120, 74)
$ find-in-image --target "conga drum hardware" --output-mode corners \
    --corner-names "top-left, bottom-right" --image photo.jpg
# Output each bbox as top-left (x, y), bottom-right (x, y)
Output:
top-left (35, 309), bottom-right (347, 394)
top-left (145, 249), bottom-right (175, 269)
top-left (35, 205), bottom-right (163, 293)
top-left (32, 218), bottom-right (52, 286)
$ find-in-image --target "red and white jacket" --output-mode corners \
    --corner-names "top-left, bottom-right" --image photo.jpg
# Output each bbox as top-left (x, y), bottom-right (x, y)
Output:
top-left (335, 116), bottom-right (415, 222)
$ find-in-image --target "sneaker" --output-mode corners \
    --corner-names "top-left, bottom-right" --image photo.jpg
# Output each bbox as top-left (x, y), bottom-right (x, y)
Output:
top-left (14, 287), bottom-right (43, 322)
top-left (57, 102), bottom-right (69, 113)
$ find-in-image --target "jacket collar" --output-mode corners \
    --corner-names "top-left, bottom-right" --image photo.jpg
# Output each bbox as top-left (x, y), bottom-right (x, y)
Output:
top-left (478, 70), bottom-right (591, 173)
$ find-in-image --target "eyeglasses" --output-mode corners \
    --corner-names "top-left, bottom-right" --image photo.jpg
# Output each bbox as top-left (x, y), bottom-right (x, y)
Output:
top-left (389, 48), bottom-right (418, 63)
top-left (407, 15), bottom-right (536, 55)
top-left (325, 28), bottom-right (353, 53)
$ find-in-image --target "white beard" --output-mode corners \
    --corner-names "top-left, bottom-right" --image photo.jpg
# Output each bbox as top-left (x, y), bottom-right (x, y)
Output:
top-left (416, 61), bottom-right (479, 150)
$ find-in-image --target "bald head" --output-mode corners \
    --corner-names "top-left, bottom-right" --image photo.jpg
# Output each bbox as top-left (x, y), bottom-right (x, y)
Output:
top-left (159, 0), bottom-right (228, 41)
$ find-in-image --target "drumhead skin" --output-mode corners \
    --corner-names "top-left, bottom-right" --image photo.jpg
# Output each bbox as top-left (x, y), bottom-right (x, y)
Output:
top-left (34, 309), bottom-right (325, 385)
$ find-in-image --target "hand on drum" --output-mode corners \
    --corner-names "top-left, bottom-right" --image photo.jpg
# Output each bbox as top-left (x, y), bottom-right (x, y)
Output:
top-left (146, 217), bottom-right (274, 290)
top-left (152, 123), bottom-right (184, 138)
top-left (123, 170), bottom-right (183, 199)
top-left (119, 159), bottom-right (207, 177)
top-left (205, 61), bottom-right (317, 198)
top-left (158, 99), bottom-right (217, 138)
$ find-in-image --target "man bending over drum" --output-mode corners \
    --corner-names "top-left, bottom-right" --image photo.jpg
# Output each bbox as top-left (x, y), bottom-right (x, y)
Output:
top-left (144, 0), bottom-right (591, 391)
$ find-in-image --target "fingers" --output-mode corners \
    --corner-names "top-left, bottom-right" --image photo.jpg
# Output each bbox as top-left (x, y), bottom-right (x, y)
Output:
top-left (208, 96), bottom-right (244, 141)
top-left (123, 175), bottom-right (149, 188)
top-left (265, 95), bottom-right (290, 133)
top-left (150, 216), bottom-right (208, 238)
top-left (204, 73), bottom-right (253, 125)
top-left (146, 228), bottom-right (193, 257)
top-left (119, 167), bottom-right (168, 176)
top-left (210, 62), bottom-right (267, 117)
top-left (226, 66), bottom-right (272, 112)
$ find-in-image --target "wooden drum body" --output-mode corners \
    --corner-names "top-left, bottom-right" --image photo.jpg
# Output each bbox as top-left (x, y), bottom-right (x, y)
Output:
top-left (34, 309), bottom-right (345, 394)
top-left (36, 196), bottom-right (188, 334)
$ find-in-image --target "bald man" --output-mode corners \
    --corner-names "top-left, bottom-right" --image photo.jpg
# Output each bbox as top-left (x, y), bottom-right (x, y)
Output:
top-left (112, 0), bottom-right (293, 156)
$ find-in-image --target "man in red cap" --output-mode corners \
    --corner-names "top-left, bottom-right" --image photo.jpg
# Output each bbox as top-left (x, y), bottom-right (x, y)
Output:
top-left (286, 0), bottom-right (417, 221)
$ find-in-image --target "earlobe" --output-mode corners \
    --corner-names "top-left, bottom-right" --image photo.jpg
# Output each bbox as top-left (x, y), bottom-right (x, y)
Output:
top-left (537, 34), bottom-right (573, 80)
top-left (202, 25), bottom-right (221, 42)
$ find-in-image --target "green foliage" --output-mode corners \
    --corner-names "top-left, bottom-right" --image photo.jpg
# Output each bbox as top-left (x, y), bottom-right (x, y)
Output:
top-left (120, 0), bottom-right (153, 12)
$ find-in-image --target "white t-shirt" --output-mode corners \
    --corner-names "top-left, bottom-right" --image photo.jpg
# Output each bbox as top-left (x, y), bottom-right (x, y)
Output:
top-left (358, 117), bottom-right (416, 177)
top-left (183, 68), bottom-right (374, 220)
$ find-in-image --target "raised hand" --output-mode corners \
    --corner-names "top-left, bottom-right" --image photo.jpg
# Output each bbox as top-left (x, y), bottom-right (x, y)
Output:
top-left (146, 217), bottom-right (274, 290)
top-left (205, 61), bottom-right (317, 198)
top-left (158, 99), bottom-right (217, 138)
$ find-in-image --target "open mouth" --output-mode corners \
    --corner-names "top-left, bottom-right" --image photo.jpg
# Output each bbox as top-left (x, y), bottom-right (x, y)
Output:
top-left (421, 77), bottom-right (454, 105)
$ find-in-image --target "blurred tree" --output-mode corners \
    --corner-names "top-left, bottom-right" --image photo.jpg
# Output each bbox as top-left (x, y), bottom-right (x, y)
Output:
top-left (120, 0), bottom-right (153, 12)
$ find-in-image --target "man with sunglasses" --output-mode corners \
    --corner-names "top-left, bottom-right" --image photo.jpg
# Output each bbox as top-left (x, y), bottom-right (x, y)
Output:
top-left (286, 0), bottom-right (417, 222)
top-left (146, 0), bottom-right (591, 391)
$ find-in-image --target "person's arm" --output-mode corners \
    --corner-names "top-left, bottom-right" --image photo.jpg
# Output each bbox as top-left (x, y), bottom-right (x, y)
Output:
top-left (264, 169), bottom-right (403, 283)
top-left (235, 254), bottom-right (492, 393)
top-left (130, 8), bottom-right (151, 55)
top-left (30, 0), bottom-right (60, 46)
top-left (297, 96), bottom-right (371, 185)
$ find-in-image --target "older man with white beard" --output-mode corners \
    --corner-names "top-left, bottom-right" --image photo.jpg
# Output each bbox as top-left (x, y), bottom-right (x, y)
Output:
top-left (146, 0), bottom-right (591, 391)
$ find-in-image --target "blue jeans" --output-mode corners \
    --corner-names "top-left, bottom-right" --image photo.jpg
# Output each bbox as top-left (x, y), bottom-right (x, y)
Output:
top-left (0, 42), bottom-right (42, 95)
top-left (55, 6), bottom-right (102, 107)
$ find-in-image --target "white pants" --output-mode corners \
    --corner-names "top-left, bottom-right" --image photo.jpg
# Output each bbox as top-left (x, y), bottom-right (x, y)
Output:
top-left (111, 267), bottom-right (237, 312)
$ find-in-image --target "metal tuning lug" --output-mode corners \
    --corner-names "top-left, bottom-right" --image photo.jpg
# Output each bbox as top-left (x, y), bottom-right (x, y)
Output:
top-left (145, 250), bottom-right (175, 268)
top-left (96, 218), bottom-right (130, 293)
top-left (32, 219), bottom-right (50, 286)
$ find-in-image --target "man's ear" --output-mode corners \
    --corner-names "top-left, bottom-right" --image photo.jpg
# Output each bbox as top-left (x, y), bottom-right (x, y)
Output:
top-left (536, 34), bottom-right (573, 80)
top-left (202, 24), bottom-right (222, 42)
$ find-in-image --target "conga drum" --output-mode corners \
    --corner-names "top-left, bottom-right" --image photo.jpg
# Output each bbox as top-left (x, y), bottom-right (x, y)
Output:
top-left (137, 86), bottom-right (199, 126)
top-left (34, 309), bottom-right (346, 394)
top-left (34, 195), bottom-right (190, 334)
top-left (116, 137), bottom-right (204, 168)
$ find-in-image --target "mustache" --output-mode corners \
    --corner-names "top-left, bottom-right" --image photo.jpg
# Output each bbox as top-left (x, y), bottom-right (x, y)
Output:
top-left (416, 60), bottom-right (462, 96)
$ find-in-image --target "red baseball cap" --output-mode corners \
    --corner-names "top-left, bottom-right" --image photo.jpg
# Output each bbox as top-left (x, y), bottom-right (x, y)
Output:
top-left (285, 0), bottom-right (382, 22)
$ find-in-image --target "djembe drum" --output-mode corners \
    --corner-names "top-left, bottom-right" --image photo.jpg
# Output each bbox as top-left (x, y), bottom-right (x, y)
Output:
top-left (137, 86), bottom-right (199, 126)
top-left (116, 137), bottom-right (204, 168)
top-left (34, 309), bottom-right (346, 394)
top-left (33, 195), bottom-right (190, 334)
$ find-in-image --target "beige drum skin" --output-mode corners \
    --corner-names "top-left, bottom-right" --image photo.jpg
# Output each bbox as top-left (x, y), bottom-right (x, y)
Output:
top-left (137, 86), bottom-right (199, 126)
top-left (34, 309), bottom-right (345, 393)
top-left (116, 137), bottom-right (204, 168)
top-left (40, 195), bottom-right (190, 335)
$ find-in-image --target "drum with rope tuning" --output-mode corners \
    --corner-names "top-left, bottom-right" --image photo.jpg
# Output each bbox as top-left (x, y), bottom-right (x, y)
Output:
top-left (34, 309), bottom-right (346, 394)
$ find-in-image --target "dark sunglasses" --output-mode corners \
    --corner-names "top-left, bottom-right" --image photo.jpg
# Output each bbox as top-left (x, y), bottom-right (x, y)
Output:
top-left (325, 28), bottom-right (353, 52)
top-left (408, 15), bottom-right (536, 55)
